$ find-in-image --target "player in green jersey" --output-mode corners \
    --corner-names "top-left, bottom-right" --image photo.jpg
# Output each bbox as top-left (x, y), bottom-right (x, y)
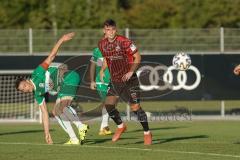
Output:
top-left (15, 33), bottom-right (89, 145)
top-left (89, 48), bottom-right (112, 135)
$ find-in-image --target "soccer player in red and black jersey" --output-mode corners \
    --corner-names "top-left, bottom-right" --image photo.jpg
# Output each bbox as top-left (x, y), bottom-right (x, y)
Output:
top-left (98, 19), bottom-right (152, 145)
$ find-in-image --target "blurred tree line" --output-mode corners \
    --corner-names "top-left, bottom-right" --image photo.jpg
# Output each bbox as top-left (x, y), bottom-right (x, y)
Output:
top-left (0, 0), bottom-right (239, 29)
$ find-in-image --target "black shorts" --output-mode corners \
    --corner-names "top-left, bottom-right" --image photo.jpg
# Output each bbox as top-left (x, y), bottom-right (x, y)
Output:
top-left (107, 73), bottom-right (140, 104)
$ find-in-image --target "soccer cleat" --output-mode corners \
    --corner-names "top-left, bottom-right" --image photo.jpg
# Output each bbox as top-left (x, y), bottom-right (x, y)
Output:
top-left (78, 124), bottom-right (89, 144)
top-left (144, 132), bottom-right (152, 145)
top-left (99, 126), bottom-right (112, 136)
top-left (112, 123), bottom-right (127, 142)
top-left (64, 139), bottom-right (80, 145)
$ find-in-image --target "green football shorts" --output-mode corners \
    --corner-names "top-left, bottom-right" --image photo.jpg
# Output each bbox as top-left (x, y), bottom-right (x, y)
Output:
top-left (58, 70), bottom-right (80, 99)
top-left (96, 83), bottom-right (109, 100)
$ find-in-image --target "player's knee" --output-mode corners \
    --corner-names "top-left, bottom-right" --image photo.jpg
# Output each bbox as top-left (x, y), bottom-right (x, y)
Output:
top-left (52, 108), bottom-right (57, 116)
top-left (130, 103), bottom-right (140, 111)
top-left (52, 105), bottom-right (63, 116)
top-left (105, 104), bottom-right (116, 113)
top-left (105, 96), bottom-right (118, 104)
top-left (105, 104), bottom-right (120, 117)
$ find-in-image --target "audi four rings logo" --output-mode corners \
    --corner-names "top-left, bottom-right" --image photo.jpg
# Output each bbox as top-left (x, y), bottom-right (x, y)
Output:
top-left (136, 65), bottom-right (201, 91)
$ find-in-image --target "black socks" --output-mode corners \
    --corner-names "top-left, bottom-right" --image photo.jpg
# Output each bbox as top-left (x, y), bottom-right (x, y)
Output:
top-left (105, 104), bottom-right (149, 131)
top-left (133, 108), bottom-right (149, 131)
top-left (105, 104), bottom-right (123, 125)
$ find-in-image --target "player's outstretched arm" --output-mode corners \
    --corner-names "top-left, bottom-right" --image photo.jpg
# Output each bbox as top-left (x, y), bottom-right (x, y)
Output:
top-left (89, 61), bottom-right (96, 90)
top-left (130, 51), bottom-right (141, 73)
top-left (39, 101), bottom-right (53, 144)
top-left (233, 64), bottom-right (240, 75)
top-left (42, 32), bottom-right (75, 68)
top-left (122, 51), bottom-right (141, 81)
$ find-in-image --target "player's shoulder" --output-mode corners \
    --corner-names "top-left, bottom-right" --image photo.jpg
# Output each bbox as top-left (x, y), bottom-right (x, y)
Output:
top-left (98, 37), bottom-right (108, 44)
top-left (116, 35), bottom-right (132, 46)
top-left (31, 66), bottom-right (46, 83)
top-left (116, 35), bottom-right (130, 41)
top-left (32, 65), bottom-right (45, 75)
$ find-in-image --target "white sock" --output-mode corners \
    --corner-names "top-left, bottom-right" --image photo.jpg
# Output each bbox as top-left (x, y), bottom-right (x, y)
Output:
top-left (100, 107), bottom-right (109, 130)
top-left (144, 131), bottom-right (150, 135)
top-left (63, 106), bottom-right (84, 129)
top-left (117, 123), bottom-right (124, 128)
top-left (55, 113), bottom-right (78, 141)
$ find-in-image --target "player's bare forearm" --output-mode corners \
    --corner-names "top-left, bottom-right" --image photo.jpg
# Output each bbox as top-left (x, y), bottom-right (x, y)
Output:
top-left (44, 39), bottom-right (64, 65)
top-left (122, 52), bottom-right (141, 81)
top-left (100, 58), bottom-right (108, 72)
top-left (89, 61), bottom-right (96, 83)
top-left (129, 51), bottom-right (141, 73)
top-left (43, 32), bottom-right (75, 66)
top-left (39, 102), bottom-right (50, 134)
top-left (89, 62), bottom-right (97, 90)
top-left (99, 58), bottom-right (107, 82)
top-left (39, 102), bottom-right (53, 144)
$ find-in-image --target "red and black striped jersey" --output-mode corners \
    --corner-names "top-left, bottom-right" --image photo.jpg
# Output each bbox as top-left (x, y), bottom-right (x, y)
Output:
top-left (98, 35), bottom-right (138, 82)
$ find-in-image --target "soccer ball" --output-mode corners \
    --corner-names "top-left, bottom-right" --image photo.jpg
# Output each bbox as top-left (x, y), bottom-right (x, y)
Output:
top-left (172, 52), bottom-right (191, 70)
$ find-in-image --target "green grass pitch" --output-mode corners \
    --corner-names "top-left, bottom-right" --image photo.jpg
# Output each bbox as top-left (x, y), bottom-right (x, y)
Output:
top-left (0, 120), bottom-right (240, 160)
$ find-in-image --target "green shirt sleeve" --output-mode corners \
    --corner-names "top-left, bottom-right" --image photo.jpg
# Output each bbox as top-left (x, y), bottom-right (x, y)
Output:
top-left (32, 65), bottom-right (46, 79)
top-left (31, 65), bottom-right (46, 106)
top-left (91, 48), bottom-right (100, 63)
top-left (35, 94), bottom-right (45, 105)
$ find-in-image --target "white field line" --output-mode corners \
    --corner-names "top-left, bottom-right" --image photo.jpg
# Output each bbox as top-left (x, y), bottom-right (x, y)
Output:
top-left (0, 142), bottom-right (239, 158)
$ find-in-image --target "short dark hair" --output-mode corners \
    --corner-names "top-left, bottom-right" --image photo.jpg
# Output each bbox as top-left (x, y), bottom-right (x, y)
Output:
top-left (15, 77), bottom-right (25, 90)
top-left (103, 19), bottom-right (116, 27)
